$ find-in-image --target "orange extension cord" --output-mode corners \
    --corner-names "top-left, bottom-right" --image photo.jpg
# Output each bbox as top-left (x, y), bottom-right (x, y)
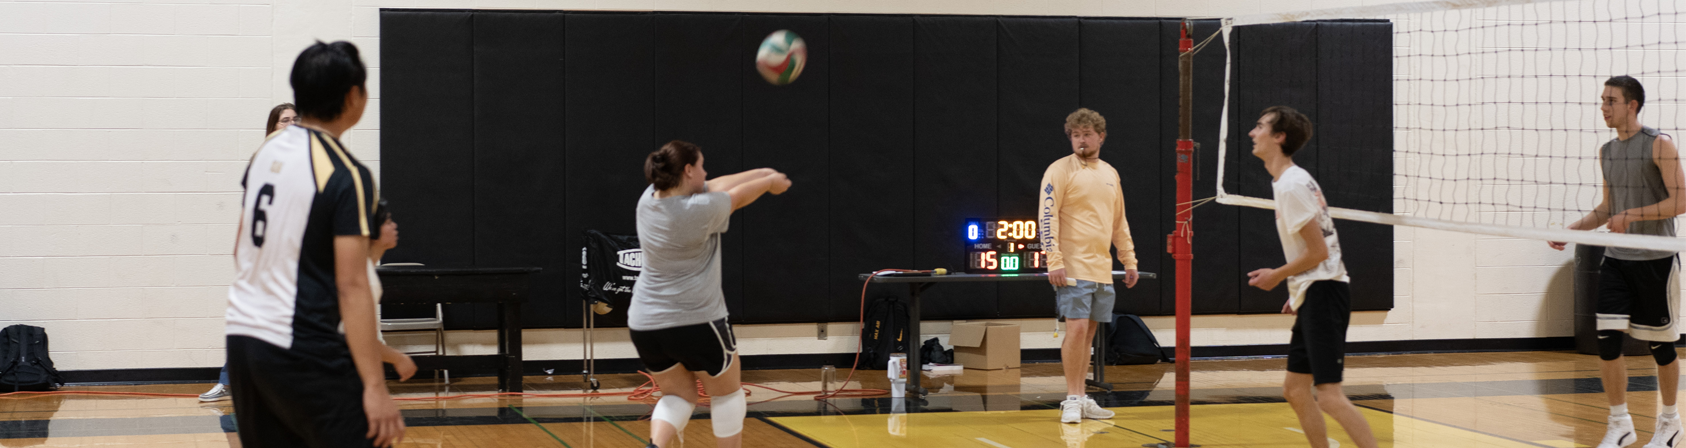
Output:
top-left (0, 270), bottom-right (923, 403)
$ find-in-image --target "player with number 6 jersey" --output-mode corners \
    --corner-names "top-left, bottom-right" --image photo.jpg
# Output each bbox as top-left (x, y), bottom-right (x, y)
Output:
top-left (226, 124), bottom-right (376, 358)
top-left (225, 41), bottom-right (406, 448)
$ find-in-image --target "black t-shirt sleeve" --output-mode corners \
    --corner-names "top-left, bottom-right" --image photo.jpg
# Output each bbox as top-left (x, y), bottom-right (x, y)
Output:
top-left (326, 169), bottom-right (372, 237)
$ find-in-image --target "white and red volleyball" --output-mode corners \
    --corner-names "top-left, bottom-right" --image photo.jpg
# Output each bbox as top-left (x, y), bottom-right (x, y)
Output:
top-left (755, 30), bottom-right (807, 86)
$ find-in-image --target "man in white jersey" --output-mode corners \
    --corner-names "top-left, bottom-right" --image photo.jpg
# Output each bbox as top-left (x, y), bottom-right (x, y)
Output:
top-left (1549, 75), bottom-right (1685, 448)
top-left (226, 41), bottom-right (410, 448)
top-left (1245, 106), bottom-right (1377, 448)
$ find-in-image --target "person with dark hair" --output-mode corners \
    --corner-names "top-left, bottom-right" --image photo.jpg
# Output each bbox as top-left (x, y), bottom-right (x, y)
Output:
top-left (1246, 106), bottom-right (1377, 448)
top-left (289, 41), bottom-right (367, 122)
top-left (225, 41), bottom-right (409, 448)
top-left (1040, 107), bottom-right (1139, 424)
top-left (1549, 75), bottom-right (1685, 448)
top-left (631, 140), bottom-right (789, 448)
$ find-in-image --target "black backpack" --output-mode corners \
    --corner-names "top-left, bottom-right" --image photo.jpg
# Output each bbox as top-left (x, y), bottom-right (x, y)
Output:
top-left (858, 295), bottom-right (910, 370)
top-left (1106, 314), bottom-right (1170, 365)
top-left (0, 325), bottom-right (63, 392)
top-left (920, 337), bottom-right (954, 365)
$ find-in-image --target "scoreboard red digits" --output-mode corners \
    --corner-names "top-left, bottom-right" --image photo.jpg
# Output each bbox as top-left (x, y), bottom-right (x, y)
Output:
top-left (964, 218), bottom-right (1047, 273)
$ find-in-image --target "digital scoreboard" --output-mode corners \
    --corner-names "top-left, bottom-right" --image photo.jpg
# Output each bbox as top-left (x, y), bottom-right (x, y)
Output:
top-left (964, 218), bottom-right (1048, 273)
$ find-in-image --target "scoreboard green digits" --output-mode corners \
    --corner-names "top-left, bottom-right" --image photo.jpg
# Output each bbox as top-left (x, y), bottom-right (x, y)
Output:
top-left (964, 218), bottom-right (1048, 273)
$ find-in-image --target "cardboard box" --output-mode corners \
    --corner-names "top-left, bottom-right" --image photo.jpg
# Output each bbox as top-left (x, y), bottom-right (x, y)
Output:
top-left (951, 322), bottom-right (1020, 370)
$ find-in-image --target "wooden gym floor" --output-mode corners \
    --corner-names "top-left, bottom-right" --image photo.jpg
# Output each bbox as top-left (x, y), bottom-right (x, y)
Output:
top-left (0, 350), bottom-right (1674, 447)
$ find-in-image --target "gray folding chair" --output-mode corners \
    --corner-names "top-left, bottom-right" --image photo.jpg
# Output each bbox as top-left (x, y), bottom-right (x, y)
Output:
top-left (377, 262), bottom-right (448, 383)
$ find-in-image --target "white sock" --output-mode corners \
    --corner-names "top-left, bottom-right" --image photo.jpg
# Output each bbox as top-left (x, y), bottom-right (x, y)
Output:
top-left (1067, 395), bottom-right (1084, 402)
top-left (1613, 403), bottom-right (1629, 417)
top-left (1662, 404), bottom-right (1678, 416)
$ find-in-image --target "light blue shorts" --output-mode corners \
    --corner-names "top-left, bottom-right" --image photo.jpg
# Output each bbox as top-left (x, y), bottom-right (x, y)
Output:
top-left (1054, 280), bottom-right (1116, 322)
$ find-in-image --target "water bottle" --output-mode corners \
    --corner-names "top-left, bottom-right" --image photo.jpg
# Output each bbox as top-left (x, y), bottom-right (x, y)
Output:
top-left (888, 353), bottom-right (907, 382)
top-left (820, 365), bottom-right (836, 395)
top-left (888, 353), bottom-right (908, 397)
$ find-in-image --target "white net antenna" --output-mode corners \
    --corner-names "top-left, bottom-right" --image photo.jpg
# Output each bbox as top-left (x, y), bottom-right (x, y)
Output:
top-left (1215, 0), bottom-right (1686, 252)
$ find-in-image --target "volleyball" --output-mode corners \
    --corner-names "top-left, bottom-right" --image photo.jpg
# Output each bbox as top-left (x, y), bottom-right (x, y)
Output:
top-left (755, 30), bottom-right (806, 86)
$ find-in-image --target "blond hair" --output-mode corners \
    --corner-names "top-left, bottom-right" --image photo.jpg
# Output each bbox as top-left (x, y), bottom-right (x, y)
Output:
top-left (1064, 108), bottom-right (1106, 134)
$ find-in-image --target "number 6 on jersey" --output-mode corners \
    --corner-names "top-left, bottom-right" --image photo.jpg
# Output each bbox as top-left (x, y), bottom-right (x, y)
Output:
top-left (251, 183), bottom-right (275, 247)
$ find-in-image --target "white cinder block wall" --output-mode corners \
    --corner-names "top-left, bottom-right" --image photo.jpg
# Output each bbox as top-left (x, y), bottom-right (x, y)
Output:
top-left (0, 0), bottom-right (1650, 372)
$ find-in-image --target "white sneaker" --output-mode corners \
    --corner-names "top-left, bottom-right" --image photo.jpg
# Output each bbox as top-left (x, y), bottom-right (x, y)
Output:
top-left (1060, 398), bottom-right (1083, 424)
top-left (1080, 396), bottom-right (1115, 420)
top-left (1602, 414), bottom-right (1638, 448)
top-left (1647, 413), bottom-right (1684, 448)
top-left (198, 384), bottom-right (231, 402)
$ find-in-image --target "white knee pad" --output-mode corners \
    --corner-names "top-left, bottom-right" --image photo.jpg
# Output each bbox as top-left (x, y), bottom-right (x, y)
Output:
top-left (652, 395), bottom-right (695, 437)
top-left (710, 388), bottom-right (747, 438)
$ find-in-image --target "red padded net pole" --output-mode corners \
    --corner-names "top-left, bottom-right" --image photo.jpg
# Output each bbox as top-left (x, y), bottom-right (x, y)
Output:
top-left (1170, 20), bottom-right (1195, 448)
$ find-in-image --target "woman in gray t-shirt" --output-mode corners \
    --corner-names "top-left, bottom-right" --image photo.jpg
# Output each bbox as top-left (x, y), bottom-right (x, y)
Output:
top-left (631, 140), bottom-right (789, 448)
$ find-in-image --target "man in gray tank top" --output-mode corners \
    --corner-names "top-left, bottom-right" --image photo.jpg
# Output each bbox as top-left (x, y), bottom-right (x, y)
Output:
top-left (1549, 75), bottom-right (1686, 448)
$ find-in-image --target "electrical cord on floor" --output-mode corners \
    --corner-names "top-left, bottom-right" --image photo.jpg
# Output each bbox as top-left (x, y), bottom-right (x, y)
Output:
top-left (0, 390), bottom-right (201, 399)
top-left (3, 269), bottom-right (930, 403)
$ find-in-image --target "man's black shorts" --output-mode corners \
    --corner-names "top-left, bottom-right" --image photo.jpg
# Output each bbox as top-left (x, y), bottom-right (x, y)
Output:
top-left (630, 318), bottom-right (737, 377)
top-left (227, 335), bottom-right (374, 448)
top-left (1597, 255), bottom-right (1680, 343)
top-left (1287, 281), bottom-right (1352, 385)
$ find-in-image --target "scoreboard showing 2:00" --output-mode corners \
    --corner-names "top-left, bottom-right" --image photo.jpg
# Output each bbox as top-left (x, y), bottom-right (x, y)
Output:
top-left (964, 218), bottom-right (1048, 273)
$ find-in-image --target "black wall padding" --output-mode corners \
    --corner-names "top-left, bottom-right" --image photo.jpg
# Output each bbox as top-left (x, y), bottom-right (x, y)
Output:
top-left (652, 13), bottom-right (747, 320)
top-left (737, 15), bottom-right (831, 324)
top-left (1232, 22), bottom-right (1320, 314)
top-left (913, 16), bottom-right (999, 320)
top-left (380, 11), bottom-right (1396, 327)
top-left (1169, 19), bottom-right (1242, 315)
top-left (379, 11), bottom-right (477, 323)
top-left (1081, 18), bottom-right (1165, 315)
top-left (472, 12), bottom-right (568, 329)
top-left (1317, 21), bottom-right (1394, 312)
top-left (562, 14), bottom-right (655, 328)
top-left (826, 16), bottom-right (917, 322)
top-left (996, 17), bottom-right (1080, 318)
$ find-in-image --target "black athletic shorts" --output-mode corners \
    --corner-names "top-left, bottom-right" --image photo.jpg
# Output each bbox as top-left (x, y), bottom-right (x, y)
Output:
top-left (1287, 281), bottom-right (1352, 385)
top-left (629, 318), bottom-right (738, 377)
top-left (226, 335), bottom-right (375, 448)
top-left (1597, 256), bottom-right (1681, 343)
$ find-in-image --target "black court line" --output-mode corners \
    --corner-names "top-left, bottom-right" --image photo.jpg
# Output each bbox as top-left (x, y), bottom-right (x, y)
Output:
top-left (756, 416), bottom-right (829, 447)
top-left (0, 415), bottom-right (226, 439)
top-left (0, 375), bottom-right (1673, 440)
top-left (1094, 418), bottom-right (1174, 444)
top-left (582, 404), bottom-right (647, 445)
top-left (507, 405), bottom-right (573, 447)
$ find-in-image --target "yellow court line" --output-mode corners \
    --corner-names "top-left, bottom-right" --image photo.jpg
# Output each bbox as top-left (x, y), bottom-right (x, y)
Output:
top-left (771, 402), bottom-right (1544, 448)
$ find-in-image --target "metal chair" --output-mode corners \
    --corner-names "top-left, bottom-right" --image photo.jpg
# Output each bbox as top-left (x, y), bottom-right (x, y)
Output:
top-left (377, 262), bottom-right (447, 383)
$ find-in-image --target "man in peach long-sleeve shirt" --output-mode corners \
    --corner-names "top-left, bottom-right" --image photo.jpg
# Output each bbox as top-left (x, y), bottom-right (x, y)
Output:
top-left (1041, 108), bottom-right (1140, 424)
